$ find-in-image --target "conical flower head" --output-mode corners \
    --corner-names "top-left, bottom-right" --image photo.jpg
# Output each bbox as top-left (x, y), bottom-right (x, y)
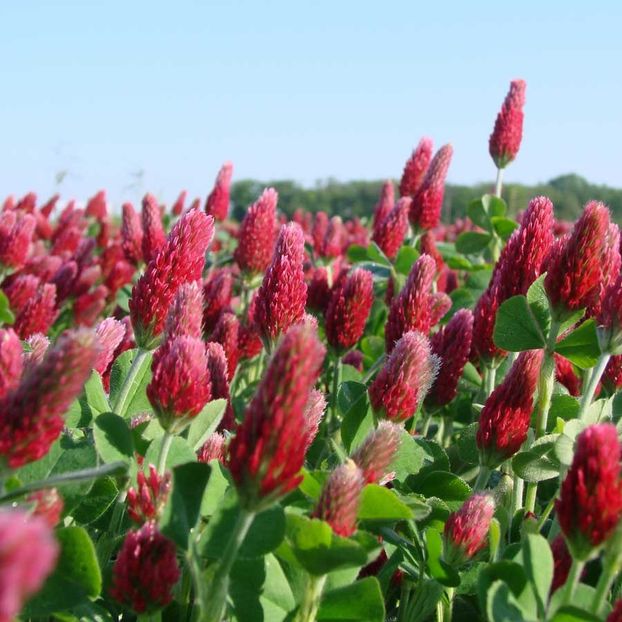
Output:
top-left (254, 223), bottom-right (307, 345)
top-left (443, 493), bottom-right (495, 565)
top-left (311, 211), bottom-right (329, 255)
top-left (313, 460), bottom-right (364, 537)
top-left (472, 196), bottom-right (554, 362)
top-left (0, 509), bottom-right (59, 622)
top-left (489, 79), bottom-right (526, 169)
top-left (0, 211), bottom-right (35, 270)
top-left (369, 331), bottom-right (438, 422)
top-left (28, 488), bottom-right (64, 528)
top-left (385, 254), bottom-right (437, 351)
top-left (85, 189), bottom-right (107, 220)
top-left (23, 333), bottom-right (50, 371)
top-left (126, 464), bottom-right (172, 525)
top-left (0, 329), bottom-right (23, 400)
top-left (94, 318), bottom-right (126, 375)
top-left (198, 432), bottom-right (227, 463)
top-left (110, 522), bottom-right (180, 614)
top-left (427, 309), bottom-right (474, 407)
top-left (147, 336), bottom-right (211, 431)
top-left (476, 350), bottom-right (544, 468)
top-left (210, 312), bottom-right (239, 380)
top-left (550, 535), bottom-right (573, 594)
top-left (121, 202), bottom-right (143, 265)
top-left (325, 269), bottom-right (374, 351)
top-left (0, 329), bottom-right (98, 467)
top-left (202, 269), bottom-right (233, 335)
top-left (372, 181), bottom-right (395, 232)
top-left (302, 389), bottom-right (327, 453)
top-left (171, 190), bottom-right (186, 216)
top-left (399, 137), bottom-right (433, 198)
top-left (234, 187), bottom-right (278, 274)
top-left (598, 275), bottom-right (622, 355)
top-left (205, 341), bottom-right (235, 431)
top-left (205, 162), bottom-right (233, 221)
top-left (164, 281), bottom-right (204, 340)
top-left (4, 274), bottom-right (40, 314)
top-left (228, 323), bottom-right (325, 509)
top-left (589, 222), bottom-right (621, 319)
top-left (556, 423), bottom-right (622, 560)
top-left (141, 193), bottom-right (166, 263)
top-left (409, 144), bottom-right (453, 231)
top-left (320, 216), bottom-right (346, 258)
top-left (608, 600), bottom-right (622, 622)
top-left (372, 198), bottom-right (410, 260)
top-left (129, 209), bottom-right (214, 348)
top-left (554, 354), bottom-right (581, 396)
top-left (544, 201), bottom-right (612, 317)
top-left (351, 421), bottom-right (402, 484)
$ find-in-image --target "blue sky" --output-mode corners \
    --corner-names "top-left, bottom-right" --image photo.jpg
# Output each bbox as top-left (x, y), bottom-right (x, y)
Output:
top-left (0, 1), bottom-right (619, 206)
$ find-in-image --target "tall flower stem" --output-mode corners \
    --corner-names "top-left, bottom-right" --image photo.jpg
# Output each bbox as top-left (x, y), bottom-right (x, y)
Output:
top-left (157, 432), bottom-right (174, 475)
top-left (204, 507), bottom-right (256, 622)
top-left (525, 320), bottom-right (561, 514)
top-left (591, 534), bottom-right (622, 616)
top-left (578, 352), bottom-right (611, 422)
top-left (562, 558), bottom-right (585, 606)
top-left (330, 355), bottom-right (342, 429)
top-left (294, 574), bottom-right (327, 622)
top-left (511, 473), bottom-right (524, 515)
top-left (494, 167), bottom-right (504, 198)
top-left (474, 466), bottom-right (491, 491)
top-left (112, 347), bottom-right (150, 417)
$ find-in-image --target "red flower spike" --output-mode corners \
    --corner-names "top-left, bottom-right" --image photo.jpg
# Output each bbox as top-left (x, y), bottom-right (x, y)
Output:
top-left (550, 535), bottom-right (573, 594)
top-left (254, 223), bottom-right (307, 345)
top-left (399, 137), bottom-right (434, 198)
top-left (306, 267), bottom-right (332, 313)
top-left (85, 190), bottom-right (107, 220)
top-left (126, 464), bottom-right (172, 525)
top-left (554, 354), bottom-right (581, 397)
top-left (4, 274), bottom-right (40, 314)
top-left (171, 190), bottom-right (186, 217)
top-left (604, 354), bottom-right (622, 390)
top-left (427, 309), bottom-right (474, 407)
top-left (0, 212), bottom-right (35, 270)
top-left (385, 254), bottom-right (437, 351)
top-left (210, 312), bottom-right (239, 381)
top-left (313, 460), bottom-right (364, 537)
top-left (121, 202), bottom-right (144, 265)
top-left (556, 423), bottom-right (622, 560)
top-left (23, 334), bottom-right (50, 371)
top-left (608, 601), bottom-right (622, 622)
top-left (372, 198), bottom-right (410, 260)
top-left (342, 349), bottom-right (364, 371)
top-left (141, 193), bottom-right (166, 264)
top-left (0, 329), bottom-right (23, 400)
top-left (202, 269), bottom-right (233, 335)
top-left (443, 493), bottom-right (495, 565)
top-left (409, 144), bottom-right (453, 232)
top-left (0, 509), bottom-right (59, 622)
top-left (370, 331), bottom-right (438, 422)
top-left (234, 188), bottom-right (278, 274)
top-left (40, 194), bottom-right (59, 218)
top-left (164, 281), bottom-right (204, 340)
top-left (325, 268), bottom-right (374, 352)
top-left (13, 283), bottom-right (57, 339)
top-left (544, 201), bottom-right (612, 317)
top-left (198, 432), bottom-right (227, 463)
top-left (351, 421), bottom-right (402, 484)
top-left (589, 222), bottom-right (621, 319)
top-left (311, 211), bottom-right (329, 255)
top-left (489, 79), bottom-right (526, 169)
top-left (74, 285), bottom-right (108, 327)
top-left (0, 329), bottom-right (98, 467)
top-left (302, 389), bottom-right (327, 453)
top-left (129, 209), bottom-right (214, 349)
top-left (147, 336), bottom-right (211, 432)
top-left (320, 216), bottom-right (346, 258)
top-left (372, 181), bottom-right (395, 233)
top-left (94, 318), bottom-right (126, 375)
top-left (28, 488), bottom-right (64, 528)
top-left (228, 323), bottom-right (325, 509)
top-left (110, 522), bottom-right (180, 614)
top-left (205, 342), bottom-right (235, 430)
top-left (205, 162), bottom-right (233, 221)
top-left (476, 350), bottom-right (544, 468)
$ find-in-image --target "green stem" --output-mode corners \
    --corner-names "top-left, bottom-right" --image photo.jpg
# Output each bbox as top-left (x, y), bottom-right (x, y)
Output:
top-left (494, 167), bottom-right (504, 198)
top-left (137, 612), bottom-right (162, 622)
top-left (480, 365), bottom-right (497, 402)
top-left (442, 587), bottom-right (455, 622)
top-left (441, 415), bottom-right (453, 448)
top-left (473, 466), bottom-right (491, 491)
top-left (591, 540), bottom-right (622, 616)
top-left (362, 354), bottom-right (385, 383)
top-left (203, 507), bottom-right (256, 622)
top-left (330, 356), bottom-right (342, 429)
top-left (157, 432), bottom-right (174, 475)
top-left (562, 559), bottom-right (585, 606)
top-left (294, 574), bottom-right (327, 622)
top-left (578, 353), bottom-right (611, 422)
top-left (111, 347), bottom-right (149, 417)
top-left (535, 496), bottom-right (556, 532)
top-left (511, 474), bottom-right (524, 516)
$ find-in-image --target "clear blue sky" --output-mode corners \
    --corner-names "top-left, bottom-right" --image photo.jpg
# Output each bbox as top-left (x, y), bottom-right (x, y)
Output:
top-left (0, 1), bottom-right (620, 206)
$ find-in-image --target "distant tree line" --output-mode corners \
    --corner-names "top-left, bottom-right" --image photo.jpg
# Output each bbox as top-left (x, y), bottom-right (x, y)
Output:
top-left (230, 174), bottom-right (622, 223)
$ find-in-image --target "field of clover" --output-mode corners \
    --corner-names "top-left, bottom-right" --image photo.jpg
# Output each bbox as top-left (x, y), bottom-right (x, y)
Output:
top-left (1, 79), bottom-right (622, 622)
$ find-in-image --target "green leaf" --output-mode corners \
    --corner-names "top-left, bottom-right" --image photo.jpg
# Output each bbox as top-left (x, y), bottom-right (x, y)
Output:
top-left (109, 348), bottom-right (153, 418)
top-left (408, 470), bottom-right (471, 510)
top-left (186, 399), bottom-right (227, 450)
top-left (93, 412), bottom-right (135, 467)
top-left (23, 527), bottom-right (102, 616)
top-left (358, 484), bottom-right (412, 521)
top-left (201, 460), bottom-right (231, 517)
top-left (338, 381), bottom-right (373, 452)
top-left (549, 608), bottom-right (602, 622)
top-left (84, 371), bottom-right (110, 415)
top-left (550, 394), bottom-right (580, 422)
top-left (483, 194), bottom-right (507, 218)
top-left (511, 436), bottom-right (561, 483)
top-left (366, 242), bottom-right (392, 267)
top-left (555, 319), bottom-right (601, 369)
top-left (424, 528), bottom-right (460, 587)
top-left (467, 197), bottom-right (491, 229)
top-left (520, 534), bottom-right (553, 617)
top-left (493, 295), bottom-right (547, 351)
top-left (72, 477), bottom-right (120, 525)
top-left (486, 580), bottom-right (535, 622)
top-left (526, 275), bottom-right (552, 337)
top-left (390, 431), bottom-right (426, 482)
top-left (161, 462), bottom-right (211, 549)
top-left (491, 217), bottom-right (518, 240)
top-left (317, 577), bottom-right (385, 622)
top-left (200, 494), bottom-right (285, 560)
top-left (455, 231), bottom-right (493, 255)
top-left (394, 246), bottom-right (419, 275)
top-left (347, 244), bottom-right (369, 263)
top-left (144, 435), bottom-right (195, 471)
